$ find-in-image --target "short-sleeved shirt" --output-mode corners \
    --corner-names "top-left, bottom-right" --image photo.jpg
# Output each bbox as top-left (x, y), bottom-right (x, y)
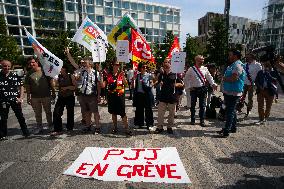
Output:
top-left (159, 72), bottom-right (182, 103)
top-left (24, 70), bottom-right (51, 98)
top-left (80, 69), bottom-right (101, 95)
top-left (136, 72), bottom-right (153, 93)
top-left (0, 71), bottom-right (23, 102)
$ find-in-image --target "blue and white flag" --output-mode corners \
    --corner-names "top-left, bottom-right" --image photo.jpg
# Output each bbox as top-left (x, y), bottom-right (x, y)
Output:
top-left (24, 28), bottom-right (63, 78)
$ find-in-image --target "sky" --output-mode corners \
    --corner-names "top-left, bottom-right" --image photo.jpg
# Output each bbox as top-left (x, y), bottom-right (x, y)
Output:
top-left (145, 0), bottom-right (268, 45)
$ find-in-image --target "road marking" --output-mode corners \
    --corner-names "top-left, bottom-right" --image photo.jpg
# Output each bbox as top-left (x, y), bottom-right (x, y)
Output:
top-left (189, 138), bottom-right (226, 187)
top-left (0, 162), bottom-right (14, 174)
top-left (257, 137), bottom-right (284, 152)
top-left (40, 141), bottom-right (76, 162)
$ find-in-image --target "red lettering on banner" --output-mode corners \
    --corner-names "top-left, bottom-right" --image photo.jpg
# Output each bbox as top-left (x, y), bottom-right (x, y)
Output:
top-left (117, 165), bottom-right (132, 178)
top-left (85, 26), bottom-right (100, 38)
top-left (155, 165), bottom-right (166, 178)
top-left (132, 165), bottom-right (144, 177)
top-left (103, 149), bottom-right (124, 160)
top-left (166, 164), bottom-right (181, 179)
top-left (76, 163), bottom-right (93, 175)
top-left (89, 163), bottom-right (109, 177)
top-left (123, 149), bottom-right (145, 160)
top-left (144, 164), bottom-right (155, 178)
top-left (144, 149), bottom-right (161, 160)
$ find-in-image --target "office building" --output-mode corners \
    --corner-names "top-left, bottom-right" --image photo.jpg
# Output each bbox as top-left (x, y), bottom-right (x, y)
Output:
top-left (0, 0), bottom-right (181, 56)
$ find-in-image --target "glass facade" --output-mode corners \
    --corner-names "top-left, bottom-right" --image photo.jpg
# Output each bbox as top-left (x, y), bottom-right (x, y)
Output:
top-left (1, 0), bottom-right (181, 56)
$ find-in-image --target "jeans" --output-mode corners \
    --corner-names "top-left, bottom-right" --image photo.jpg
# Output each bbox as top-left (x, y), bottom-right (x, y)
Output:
top-left (0, 101), bottom-right (29, 137)
top-left (134, 92), bottom-right (154, 126)
top-left (53, 96), bottom-right (75, 132)
top-left (190, 88), bottom-right (207, 123)
top-left (243, 85), bottom-right (254, 112)
top-left (224, 94), bottom-right (240, 132)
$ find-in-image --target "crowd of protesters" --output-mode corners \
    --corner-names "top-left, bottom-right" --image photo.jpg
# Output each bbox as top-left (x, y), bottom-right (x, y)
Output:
top-left (0, 48), bottom-right (283, 140)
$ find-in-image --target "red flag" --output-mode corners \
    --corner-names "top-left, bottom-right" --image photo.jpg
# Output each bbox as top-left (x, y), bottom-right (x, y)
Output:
top-left (167, 36), bottom-right (180, 59)
top-left (131, 28), bottom-right (155, 70)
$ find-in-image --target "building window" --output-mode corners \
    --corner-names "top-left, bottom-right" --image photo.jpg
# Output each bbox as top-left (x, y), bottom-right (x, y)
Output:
top-left (146, 5), bottom-right (153, 12)
top-left (24, 48), bottom-right (34, 55)
top-left (106, 24), bottom-right (112, 33)
top-left (138, 3), bottom-right (145, 11)
top-left (114, 0), bottom-right (121, 8)
top-left (131, 13), bottom-right (137, 19)
top-left (114, 9), bottom-right (121, 17)
top-left (4, 0), bottom-right (16, 4)
top-left (160, 22), bottom-right (166, 29)
top-left (154, 6), bottom-right (159, 13)
top-left (174, 16), bottom-right (179, 23)
top-left (146, 28), bottom-right (153, 35)
top-left (96, 15), bottom-right (104, 23)
top-left (67, 21), bottom-right (77, 29)
top-left (154, 29), bottom-right (159, 35)
top-left (97, 24), bottom-right (104, 31)
top-left (105, 1), bottom-right (112, 7)
top-left (105, 7), bottom-right (113, 16)
top-left (18, 0), bottom-right (29, 5)
top-left (19, 7), bottom-right (30, 16)
top-left (160, 7), bottom-right (166, 14)
top-left (20, 17), bottom-right (31, 26)
top-left (167, 15), bottom-right (173, 22)
top-left (96, 0), bottom-right (103, 6)
top-left (174, 12), bottom-right (179, 16)
top-left (22, 37), bottom-right (30, 46)
top-left (237, 29), bottom-right (239, 34)
top-left (86, 0), bottom-right (94, 4)
top-left (66, 2), bottom-right (75, 11)
top-left (6, 16), bottom-right (18, 25)
top-left (145, 13), bottom-right (152, 20)
top-left (8, 27), bottom-right (20, 35)
top-left (88, 14), bottom-right (95, 21)
top-left (232, 23), bottom-right (237, 29)
top-left (160, 15), bottom-right (166, 22)
top-left (5, 5), bottom-right (17, 15)
top-left (86, 5), bottom-right (94, 13)
top-left (130, 3), bottom-right (137, 10)
top-left (122, 2), bottom-right (130, 9)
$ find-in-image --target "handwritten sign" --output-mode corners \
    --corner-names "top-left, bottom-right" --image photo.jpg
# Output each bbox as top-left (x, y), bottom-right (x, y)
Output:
top-left (116, 40), bottom-right (130, 63)
top-left (64, 147), bottom-right (190, 183)
top-left (171, 52), bottom-right (186, 73)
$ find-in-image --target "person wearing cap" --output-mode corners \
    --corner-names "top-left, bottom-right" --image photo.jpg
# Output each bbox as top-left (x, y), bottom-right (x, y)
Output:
top-left (218, 49), bottom-right (245, 137)
top-left (133, 62), bottom-right (154, 130)
top-left (106, 59), bottom-right (132, 136)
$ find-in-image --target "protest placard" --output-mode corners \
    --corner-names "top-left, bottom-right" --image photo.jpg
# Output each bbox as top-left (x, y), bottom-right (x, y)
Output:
top-left (64, 147), bottom-right (190, 183)
top-left (116, 40), bottom-right (130, 63)
top-left (171, 52), bottom-right (186, 73)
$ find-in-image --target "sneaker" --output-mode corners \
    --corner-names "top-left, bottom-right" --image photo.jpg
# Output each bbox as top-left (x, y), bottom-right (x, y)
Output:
top-left (255, 120), bottom-right (265, 125)
top-left (0, 136), bottom-right (8, 141)
top-left (125, 130), bottom-right (133, 136)
top-left (230, 128), bottom-right (237, 133)
top-left (111, 127), bottom-right (118, 134)
top-left (50, 131), bottom-right (63, 136)
top-left (34, 128), bottom-right (44, 135)
top-left (200, 121), bottom-right (206, 127)
top-left (23, 132), bottom-right (30, 138)
top-left (190, 121), bottom-right (195, 125)
top-left (94, 128), bottom-right (101, 134)
top-left (217, 129), bottom-right (229, 137)
top-left (167, 128), bottom-right (174, 134)
top-left (146, 125), bottom-right (153, 130)
top-left (154, 128), bottom-right (164, 134)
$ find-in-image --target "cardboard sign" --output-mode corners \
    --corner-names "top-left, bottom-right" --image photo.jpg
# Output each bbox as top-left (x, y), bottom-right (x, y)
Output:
top-left (116, 40), bottom-right (130, 63)
top-left (64, 147), bottom-right (191, 183)
top-left (171, 52), bottom-right (186, 73)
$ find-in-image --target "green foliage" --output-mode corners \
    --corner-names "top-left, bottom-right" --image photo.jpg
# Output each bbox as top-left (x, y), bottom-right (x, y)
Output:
top-left (183, 33), bottom-right (205, 66)
top-left (0, 15), bottom-right (22, 64)
top-left (153, 31), bottom-right (174, 68)
top-left (205, 17), bottom-right (229, 67)
top-left (105, 45), bottom-right (116, 70)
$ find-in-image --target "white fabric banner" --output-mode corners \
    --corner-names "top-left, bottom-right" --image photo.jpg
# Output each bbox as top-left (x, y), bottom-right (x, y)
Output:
top-left (64, 147), bottom-right (191, 184)
top-left (72, 17), bottom-right (108, 62)
top-left (116, 40), bottom-right (129, 63)
top-left (25, 28), bottom-right (63, 78)
top-left (171, 52), bottom-right (186, 73)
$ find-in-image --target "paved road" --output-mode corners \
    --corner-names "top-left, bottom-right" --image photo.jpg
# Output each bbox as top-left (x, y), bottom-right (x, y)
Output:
top-left (0, 93), bottom-right (283, 189)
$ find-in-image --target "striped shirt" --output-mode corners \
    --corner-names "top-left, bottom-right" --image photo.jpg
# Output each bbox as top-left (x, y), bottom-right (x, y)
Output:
top-left (80, 69), bottom-right (100, 95)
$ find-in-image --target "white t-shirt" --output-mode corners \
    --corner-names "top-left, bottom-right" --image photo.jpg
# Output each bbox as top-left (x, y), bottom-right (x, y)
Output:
top-left (244, 61), bottom-right (262, 85)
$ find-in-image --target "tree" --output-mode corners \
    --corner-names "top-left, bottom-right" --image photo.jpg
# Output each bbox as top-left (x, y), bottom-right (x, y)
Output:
top-left (153, 31), bottom-right (174, 68)
top-left (205, 17), bottom-right (229, 67)
top-left (183, 33), bottom-right (205, 67)
top-left (0, 15), bottom-right (22, 64)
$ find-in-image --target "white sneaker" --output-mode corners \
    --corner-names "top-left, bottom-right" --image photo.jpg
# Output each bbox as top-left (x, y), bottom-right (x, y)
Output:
top-left (255, 120), bottom-right (266, 125)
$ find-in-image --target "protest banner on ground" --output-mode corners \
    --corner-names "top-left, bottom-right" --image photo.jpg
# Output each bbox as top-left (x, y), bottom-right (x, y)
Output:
top-left (64, 147), bottom-right (191, 184)
top-left (72, 17), bottom-right (108, 62)
top-left (171, 52), bottom-right (186, 73)
top-left (116, 40), bottom-right (130, 63)
top-left (24, 28), bottom-right (63, 78)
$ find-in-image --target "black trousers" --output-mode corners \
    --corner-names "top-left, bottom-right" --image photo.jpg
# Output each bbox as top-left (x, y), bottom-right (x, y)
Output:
top-left (134, 92), bottom-right (154, 126)
top-left (53, 96), bottom-right (75, 132)
top-left (0, 101), bottom-right (29, 137)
